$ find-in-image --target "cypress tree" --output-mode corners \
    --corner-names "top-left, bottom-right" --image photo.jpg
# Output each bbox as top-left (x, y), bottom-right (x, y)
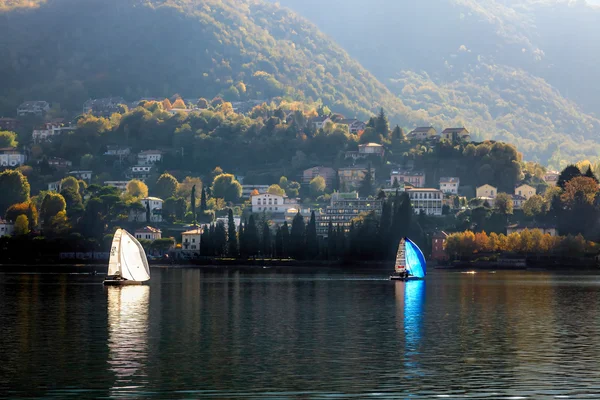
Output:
top-left (275, 226), bottom-right (283, 258)
top-left (246, 215), bottom-right (259, 257)
top-left (336, 225), bottom-right (345, 257)
top-left (262, 221), bottom-right (271, 257)
top-left (214, 221), bottom-right (227, 256)
top-left (200, 186), bottom-right (207, 211)
top-left (306, 211), bottom-right (318, 259)
top-left (145, 201), bottom-right (151, 223)
top-left (358, 164), bottom-right (374, 198)
top-left (227, 208), bottom-right (238, 257)
top-left (191, 185), bottom-right (197, 222)
top-left (290, 212), bottom-right (306, 259)
top-left (281, 221), bottom-right (290, 258)
top-left (327, 220), bottom-right (336, 259)
top-left (238, 220), bottom-right (246, 258)
top-left (585, 167), bottom-right (598, 183)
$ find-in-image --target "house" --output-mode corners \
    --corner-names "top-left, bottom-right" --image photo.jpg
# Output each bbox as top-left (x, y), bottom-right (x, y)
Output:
top-left (316, 192), bottom-right (383, 235)
top-left (32, 121), bottom-right (75, 143)
top-left (83, 97), bottom-right (126, 116)
top-left (543, 171), bottom-right (559, 186)
top-left (406, 188), bottom-right (444, 216)
top-left (338, 166), bottom-right (372, 189)
top-left (129, 197), bottom-right (164, 223)
top-left (137, 150), bottom-right (163, 166)
top-left (0, 219), bottom-right (15, 236)
top-left (408, 127), bottom-right (438, 141)
top-left (17, 101), bottom-right (50, 117)
top-left (241, 185), bottom-right (270, 198)
top-left (338, 119), bottom-right (366, 134)
top-left (69, 170), bottom-right (93, 182)
top-left (0, 118), bottom-right (18, 131)
top-left (104, 146), bottom-right (131, 157)
top-left (129, 166), bottom-right (152, 181)
top-left (48, 181), bottom-right (61, 191)
top-left (358, 143), bottom-right (385, 157)
top-left (515, 184), bottom-right (536, 200)
top-left (251, 193), bottom-right (298, 214)
top-left (303, 166), bottom-right (336, 187)
top-left (310, 116), bottom-right (331, 130)
top-left (507, 224), bottom-right (558, 237)
top-left (476, 184), bottom-right (497, 199)
top-left (182, 228), bottom-right (202, 254)
top-left (431, 231), bottom-right (449, 261)
top-left (440, 177), bottom-right (460, 194)
top-left (0, 148), bottom-right (26, 167)
top-left (512, 194), bottom-right (526, 210)
top-left (47, 157), bottom-right (72, 169)
top-left (135, 226), bottom-right (162, 242)
top-left (104, 181), bottom-right (129, 192)
top-left (391, 171), bottom-right (426, 188)
top-left (442, 127), bottom-right (470, 142)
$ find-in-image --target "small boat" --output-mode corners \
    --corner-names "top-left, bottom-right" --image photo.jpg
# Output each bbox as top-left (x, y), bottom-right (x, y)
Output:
top-left (104, 229), bottom-right (151, 286)
top-left (390, 237), bottom-right (426, 281)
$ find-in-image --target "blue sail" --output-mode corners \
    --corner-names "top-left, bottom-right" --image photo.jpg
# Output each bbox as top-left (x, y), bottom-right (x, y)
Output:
top-left (405, 238), bottom-right (427, 279)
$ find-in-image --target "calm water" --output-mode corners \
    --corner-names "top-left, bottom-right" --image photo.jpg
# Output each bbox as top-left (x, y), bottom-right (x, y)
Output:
top-left (1, 268), bottom-right (600, 399)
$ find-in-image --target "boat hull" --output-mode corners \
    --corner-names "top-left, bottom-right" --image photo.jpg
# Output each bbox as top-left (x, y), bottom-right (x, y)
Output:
top-left (390, 275), bottom-right (423, 281)
top-left (103, 279), bottom-right (146, 286)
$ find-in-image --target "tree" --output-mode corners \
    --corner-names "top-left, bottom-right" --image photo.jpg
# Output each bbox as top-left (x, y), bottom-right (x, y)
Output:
top-left (172, 98), bottom-right (186, 109)
top-left (584, 167), bottom-right (599, 184)
top-left (200, 186), bottom-right (207, 211)
top-left (0, 131), bottom-right (17, 148)
top-left (306, 211), bottom-right (318, 258)
top-left (290, 212), bottom-right (306, 259)
top-left (494, 193), bottom-right (514, 215)
top-left (155, 173), bottom-right (178, 199)
top-left (279, 176), bottom-right (289, 190)
top-left (227, 208), bottom-right (238, 256)
top-left (262, 221), bottom-right (271, 257)
top-left (391, 125), bottom-right (405, 142)
top-left (561, 176), bottom-right (599, 205)
top-left (40, 192), bottom-right (66, 227)
top-left (246, 215), bottom-right (260, 257)
top-left (5, 201), bottom-right (38, 228)
top-left (374, 108), bottom-right (389, 137)
top-left (177, 177), bottom-right (202, 200)
top-left (126, 179), bottom-right (148, 198)
top-left (281, 221), bottom-right (290, 258)
top-left (145, 201), bottom-right (151, 223)
top-left (80, 154), bottom-right (94, 169)
top-left (162, 98), bottom-right (173, 111)
top-left (557, 165), bottom-right (582, 190)
top-left (191, 185), bottom-right (197, 222)
top-left (267, 184), bottom-right (285, 196)
top-left (211, 174), bottom-right (242, 202)
top-left (522, 195), bottom-right (546, 217)
top-left (309, 176), bottom-right (326, 198)
top-left (0, 170), bottom-right (30, 215)
top-left (358, 166), bottom-right (374, 198)
top-left (14, 215), bottom-right (29, 235)
top-left (60, 176), bottom-right (80, 192)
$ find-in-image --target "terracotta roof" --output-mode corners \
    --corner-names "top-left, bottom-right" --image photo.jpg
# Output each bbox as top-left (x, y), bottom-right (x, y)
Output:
top-left (135, 226), bottom-right (161, 234)
top-left (442, 127), bottom-right (469, 134)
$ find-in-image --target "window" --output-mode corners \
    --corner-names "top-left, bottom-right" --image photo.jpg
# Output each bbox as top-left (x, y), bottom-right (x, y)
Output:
top-left (184, 238), bottom-right (188, 243)
top-left (192, 238), bottom-right (196, 243)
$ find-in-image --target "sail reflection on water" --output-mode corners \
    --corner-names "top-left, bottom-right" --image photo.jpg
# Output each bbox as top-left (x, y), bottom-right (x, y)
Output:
top-left (107, 285), bottom-right (150, 393)
top-left (395, 280), bottom-right (425, 377)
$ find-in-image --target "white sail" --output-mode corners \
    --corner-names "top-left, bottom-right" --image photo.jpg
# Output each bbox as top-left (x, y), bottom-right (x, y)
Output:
top-left (119, 230), bottom-right (151, 282)
top-left (395, 238), bottom-right (406, 273)
top-left (107, 229), bottom-right (123, 276)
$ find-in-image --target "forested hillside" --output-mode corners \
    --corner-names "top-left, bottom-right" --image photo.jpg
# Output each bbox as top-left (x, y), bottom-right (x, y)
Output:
top-left (0, 0), bottom-right (407, 122)
top-left (270, 0), bottom-right (600, 167)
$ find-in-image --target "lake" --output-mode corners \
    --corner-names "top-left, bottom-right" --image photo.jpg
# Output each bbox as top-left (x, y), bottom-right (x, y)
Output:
top-left (1, 268), bottom-right (600, 399)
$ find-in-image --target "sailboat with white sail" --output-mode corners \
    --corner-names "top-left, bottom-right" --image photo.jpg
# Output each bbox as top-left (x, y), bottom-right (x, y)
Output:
top-left (390, 237), bottom-right (426, 281)
top-left (104, 229), bottom-right (151, 285)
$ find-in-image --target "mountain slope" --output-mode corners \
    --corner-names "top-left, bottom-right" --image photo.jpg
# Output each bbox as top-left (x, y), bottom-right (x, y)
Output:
top-left (269, 0), bottom-right (600, 166)
top-left (0, 0), bottom-right (408, 122)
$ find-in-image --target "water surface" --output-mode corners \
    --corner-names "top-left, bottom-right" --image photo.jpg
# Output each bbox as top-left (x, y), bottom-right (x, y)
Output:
top-left (1, 269), bottom-right (600, 398)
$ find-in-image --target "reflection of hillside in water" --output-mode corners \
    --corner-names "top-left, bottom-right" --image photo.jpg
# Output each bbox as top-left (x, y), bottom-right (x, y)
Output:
top-left (107, 286), bottom-right (150, 393)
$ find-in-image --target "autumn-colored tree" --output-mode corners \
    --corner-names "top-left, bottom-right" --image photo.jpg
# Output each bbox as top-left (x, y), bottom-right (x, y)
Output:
top-left (522, 195), bottom-right (546, 217)
top-left (155, 173), bottom-right (178, 199)
top-left (172, 98), bottom-right (186, 109)
top-left (0, 169), bottom-right (30, 214)
top-left (176, 177), bottom-right (202, 200)
top-left (60, 176), bottom-right (80, 192)
top-left (40, 192), bottom-right (66, 227)
top-left (126, 179), bottom-right (149, 198)
top-left (494, 192), bottom-right (514, 215)
top-left (5, 201), bottom-right (38, 229)
top-left (250, 189), bottom-right (260, 196)
top-left (0, 130), bottom-right (18, 148)
top-left (267, 184), bottom-right (285, 196)
top-left (561, 176), bottom-right (599, 205)
top-left (14, 215), bottom-right (29, 235)
top-left (162, 98), bottom-right (173, 111)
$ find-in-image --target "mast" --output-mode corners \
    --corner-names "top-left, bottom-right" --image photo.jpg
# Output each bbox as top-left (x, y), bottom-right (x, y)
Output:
top-left (394, 238), bottom-right (406, 273)
top-left (107, 229), bottom-right (123, 277)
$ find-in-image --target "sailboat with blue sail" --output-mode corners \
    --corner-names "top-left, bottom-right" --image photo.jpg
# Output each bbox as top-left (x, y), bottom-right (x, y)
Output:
top-left (390, 237), bottom-right (426, 281)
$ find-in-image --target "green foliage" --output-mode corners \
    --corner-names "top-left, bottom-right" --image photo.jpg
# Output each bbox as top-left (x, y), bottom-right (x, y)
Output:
top-left (494, 193), bottom-right (513, 216)
top-left (0, 131), bottom-right (17, 147)
top-left (60, 176), bottom-right (79, 192)
top-left (126, 180), bottom-right (148, 198)
top-left (40, 192), bottom-right (66, 227)
top-left (267, 184), bottom-right (285, 196)
top-left (309, 176), bottom-right (326, 198)
top-left (14, 214), bottom-right (29, 235)
top-left (155, 173), bottom-right (178, 199)
top-left (0, 169), bottom-right (30, 215)
top-left (211, 174), bottom-right (242, 203)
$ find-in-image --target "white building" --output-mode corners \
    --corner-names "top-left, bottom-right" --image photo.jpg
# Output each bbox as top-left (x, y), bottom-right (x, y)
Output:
top-left (182, 228), bottom-right (202, 254)
top-left (137, 150), bottom-right (163, 166)
top-left (0, 148), bottom-right (26, 167)
top-left (48, 181), bottom-right (61, 192)
top-left (241, 185), bottom-right (270, 198)
top-left (104, 146), bottom-right (131, 157)
top-left (104, 181), bottom-right (129, 192)
top-left (515, 184), bottom-right (536, 200)
top-left (406, 188), bottom-right (444, 216)
top-left (135, 226), bottom-right (162, 241)
top-left (32, 122), bottom-right (75, 143)
top-left (129, 166), bottom-right (152, 181)
top-left (408, 127), bottom-right (438, 141)
top-left (17, 101), bottom-right (50, 117)
top-left (69, 170), bottom-right (93, 182)
top-left (128, 197), bottom-right (164, 223)
top-left (440, 177), bottom-right (460, 194)
top-left (476, 184), bottom-right (497, 199)
top-left (0, 219), bottom-right (15, 236)
top-left (251, 193), bottom-right (298, 214)
top-left (311, 116), bottom-right (331, 130)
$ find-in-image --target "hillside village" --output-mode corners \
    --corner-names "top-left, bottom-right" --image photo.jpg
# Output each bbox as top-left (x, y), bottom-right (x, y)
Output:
top-left (0, 96), bottom-right (589, 262)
